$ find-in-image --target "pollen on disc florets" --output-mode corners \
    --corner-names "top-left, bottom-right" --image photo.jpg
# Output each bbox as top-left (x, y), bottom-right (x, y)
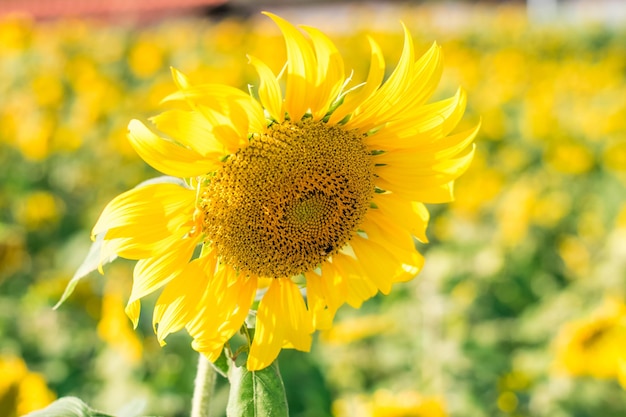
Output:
top-left (200, 118), bottom-right (374, 278)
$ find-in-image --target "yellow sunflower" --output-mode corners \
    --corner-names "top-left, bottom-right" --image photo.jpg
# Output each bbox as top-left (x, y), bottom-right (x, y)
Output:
top-left (92, 12), bottom-right (478, 371)
top-left (553, 297), bottom-right (626, 379)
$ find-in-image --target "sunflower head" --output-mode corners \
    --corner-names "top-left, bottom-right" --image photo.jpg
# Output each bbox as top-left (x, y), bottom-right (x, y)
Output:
top-left (91, 12), bottom-right (478, 371)
top-left (200, 118), bottom-right (374, 279)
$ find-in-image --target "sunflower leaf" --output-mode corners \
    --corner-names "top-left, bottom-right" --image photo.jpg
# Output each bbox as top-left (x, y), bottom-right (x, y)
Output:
top-left (226, 361), bottom-right (288, 417)
top-left (23, 396), bottom-right (116, 417)
top-left (54, 232), bottom-right (115, 310)
top-left (133, 175), bottom-right (189, 189)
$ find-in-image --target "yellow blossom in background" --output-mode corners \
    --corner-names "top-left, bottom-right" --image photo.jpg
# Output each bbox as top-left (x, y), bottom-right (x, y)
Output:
top-left (530, 190), bottom-right (571, 229)
top-left (496, 370), bottom-right (530, 414)
top-left (31, 74), bottom-right (64, 108)
top-left (0, 224), bottom-right (28, 282)
top-left (0, 355), bottom-right (56, 417)
top-left (553, 297), bottom-right (626, 379)
top-left (0, 14), bottom-right (31, 52)
top-left (617, 204), bottom-right (626, 229)
top-left (603, 140), bottom-right (626, 172)
top-left (494, 179), bottom-right (536, 246)
top-left (496, 391), bottom-right (519, 414)
top-left (12, 111), bottom-right (55, 161)
top-left (128, 36), bottom-right (165, 79)
top-left (449, 152), bottom-right (503, 219)
top-left (333, 390), bottom-right (447, 417)
top-left (545, 140), bottom-right (595, 175)
top-left (13, 191), bottom-right (64, 231)
top-left (320, 314), bottom-right (396, 345)
top-left (97, 266), bottom-right (143, 365)
top-left (558, 235), bottom-right (591, 279)
top-left (90, 12), bottom-right (477, 371)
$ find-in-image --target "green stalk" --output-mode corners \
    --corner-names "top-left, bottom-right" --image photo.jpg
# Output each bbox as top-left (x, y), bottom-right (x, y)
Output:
top-left (191, 353), bottom-right (216, 417)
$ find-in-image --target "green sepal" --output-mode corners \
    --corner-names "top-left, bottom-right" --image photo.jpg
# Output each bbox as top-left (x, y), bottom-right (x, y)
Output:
top-left (23, 397), bottom-right (116, 417)
top-left (234, 351), bottom-right (248, 368)
top-left (226, 361), bottom-right (288, 417)
top-left (211, 349), bottom-right (230, 378)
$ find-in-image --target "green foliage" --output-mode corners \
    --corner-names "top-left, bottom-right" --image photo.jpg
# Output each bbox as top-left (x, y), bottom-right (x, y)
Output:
top-left (226, 363), bottom-right (288, 417)
top-left (24, 397), bottom-right (115, 417)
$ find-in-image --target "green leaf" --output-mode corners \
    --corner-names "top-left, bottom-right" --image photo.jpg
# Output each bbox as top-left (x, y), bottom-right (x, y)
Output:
top-left (116, 398), bottom-right (149, 417)
top-left (23, 397), bottom-right (115, 417)
top-left (226, 362), bottom-right (288, 417)
top-left (53, 232), bottom-right (114, 310)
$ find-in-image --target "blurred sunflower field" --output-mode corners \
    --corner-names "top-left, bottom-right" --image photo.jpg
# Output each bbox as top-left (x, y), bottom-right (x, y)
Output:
top-left (2, 2), bottom-right (626, 417)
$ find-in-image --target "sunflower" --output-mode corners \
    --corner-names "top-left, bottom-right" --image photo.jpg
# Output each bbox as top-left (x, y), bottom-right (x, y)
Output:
top-left (92, 12), bottom-right (478, 371)
top-left (553, 297), bottom-right (626, 379)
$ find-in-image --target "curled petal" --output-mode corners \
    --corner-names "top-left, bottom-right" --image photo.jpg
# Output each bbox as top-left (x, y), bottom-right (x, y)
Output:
top-left (187, 265), bottom-right (258, 362)
top-left (248, 55), bottom-right (284, 122)
top-left (328, 36), bottom-right (385, 125)
top-left (264, 12), bottom-right (317, 121)
top-left (301, 25), bottom-right (345, 120)
top-left (127, 119), bottom-right (219, 177)
top-left (248, 278), bottom-right (314, 371)
top-left (153, 257), bottom-right (210, 344)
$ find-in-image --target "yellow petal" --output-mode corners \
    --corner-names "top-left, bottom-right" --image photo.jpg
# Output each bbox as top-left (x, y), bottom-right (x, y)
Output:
top-left (99, 236), bottom-right (175, 261)
top-left (306, 264), bottom-right (345, 316)
top-left (170, 66), bottom-right (191, 90)
top-left (187, 265), bottom-right (257, 362)
top-left (347, 238), bottom-right (392, 294)
top-left (93, 182), bottom-right (195, 239)
top-left (349, 236), bottom-right (423, 294)
top-left (330, 253), bottom-right (378, 308)
top-left (372, 193), bottom-right (430, 242)
top-left (374, 120), bottom-right (479, 171)
top-left (152, 255), bottom-right (213, 344)
top-left (127, 235), bottom-right (199, 306)
top-left (92, 183), bottom-right (196, 263)
top-left (375, 145), bottom-right (476, 202)
top-left (381, 41), bottom-right (443, 120)
top-left (387, 181), bottom-right (455, 204)
top-left (376, 143), bottom-right (476, 178)
top-left (305, 263), bottom-right (348, 330)
top-left (301, 25), bottom-right (345, 120)
top-left (407, 42), bottom-right (443, 103)
top-left (247, 278), bottom-right (314, 371)
top-left (248, 55), bottom-right (284, 122)
top-left (125, 299), bottom-right (141, 329)
top-left (93, 183), bottom-right (194, 235)
top-left (359, 216), bottom-right (424, 281)
top-left (328, 36), bottom-right (385, 125)
top-left (418, 121), bottom-right (480, 162)
top-left (347, 24), bottom-right (415, 130)
top-left (163, 82), bottom-right (266, 139)
top-left (361, 213), bottom-right (415, 255)
top-left (304, 278), bottom-right (335, 330)
top-left (150, 109), bottom-right (230, 159)
top-left (365, 88), bottom-right (467, 151)
top-left (127, 119), bottom-right (219, 177)
top-left (264, 12), bottom-right (316, 121)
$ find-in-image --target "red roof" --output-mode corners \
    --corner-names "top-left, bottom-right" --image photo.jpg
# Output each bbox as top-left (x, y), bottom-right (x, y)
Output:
top-left (0, 0), bottom-right (227, 20)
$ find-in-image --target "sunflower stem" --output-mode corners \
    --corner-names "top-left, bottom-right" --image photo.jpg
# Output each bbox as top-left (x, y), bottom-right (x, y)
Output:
top-left (191, 353), bottom-right (216, 417)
